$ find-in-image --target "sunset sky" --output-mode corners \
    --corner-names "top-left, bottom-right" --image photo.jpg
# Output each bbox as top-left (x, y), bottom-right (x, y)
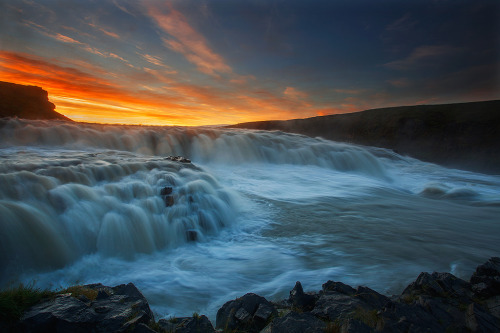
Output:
top-left (0, 0), bottom-right (498, 126)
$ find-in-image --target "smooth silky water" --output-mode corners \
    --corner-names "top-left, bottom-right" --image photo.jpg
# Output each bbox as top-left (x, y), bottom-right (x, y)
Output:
top-left (1, 118), bottom-right (499, 320)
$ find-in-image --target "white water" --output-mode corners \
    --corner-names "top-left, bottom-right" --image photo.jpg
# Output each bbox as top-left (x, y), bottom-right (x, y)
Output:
top-left (1, 118), bottom-right (500, 320)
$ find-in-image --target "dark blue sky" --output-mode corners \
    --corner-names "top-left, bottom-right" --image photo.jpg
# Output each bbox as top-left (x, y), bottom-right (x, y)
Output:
top-left (0, 0), bottom-right (498, 125)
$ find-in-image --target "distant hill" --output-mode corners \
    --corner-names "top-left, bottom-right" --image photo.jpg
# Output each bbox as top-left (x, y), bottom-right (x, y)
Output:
top-left (229, 100), bottom-right (500, 174)
top-left (0, 81), bottom-right (71, 121)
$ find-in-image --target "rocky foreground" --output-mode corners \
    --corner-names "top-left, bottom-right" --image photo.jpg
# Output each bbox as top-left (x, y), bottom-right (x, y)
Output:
top-left (1, 258), bottom-right (499, 332)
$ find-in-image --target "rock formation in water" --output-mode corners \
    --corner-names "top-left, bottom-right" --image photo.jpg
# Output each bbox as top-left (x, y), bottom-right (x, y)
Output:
top-left (0, 81), bottom-right (71, 121)
top-left (3, 257), bottom-right (499, 332)
top-left (229, 100), bottom-right (500, 174)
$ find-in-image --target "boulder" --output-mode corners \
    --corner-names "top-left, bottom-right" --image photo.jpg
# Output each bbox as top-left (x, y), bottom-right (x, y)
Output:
top-left (20, 283), bottom-right (154, 333)
top-left (466, 303), bottom-right (500, 332)
top-left (310, 291), bottom-right (365, 322)
top-left (402, 272), bottom-right (472, 301)
top-left (158, 315), bottom-right (214, 333)
top-left (322, 280), bottom-right (356, 295)
top-left (470, 257), bottom-right (500, 298)
top-left (289, 281), bottom-right (317, 311)
top-left (264, 311), bottom-right (326, 333)
top-left (216, 293), bottom-right (277, 332)
top-left (353, 286), bottom-right (390, 309)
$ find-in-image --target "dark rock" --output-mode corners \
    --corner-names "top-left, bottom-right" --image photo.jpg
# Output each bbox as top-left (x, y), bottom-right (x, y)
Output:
top-left (21, 295), bottom-right (95, 333)
top-left (289, 281), bottom-right (316, 312)
top-left (471, 257), bottom-right (500, 298)
top-left (0, 81), bottom-right (71, 121)
top-left (402, 272), bottom-right (472, 301)
top-left (254, 302), bottom-right (276, 326)
top-left (216, 293), bottom-right (277, 332)
top-left (265, 311), bottom-right (326, 333)
top-left (158, 315), bottom-right (214, 333)
top-left (340, 318), bottom-right (372, 333)
top-left (379, 300), bottom-right (448, 333)
top-left (322, 280), bottom-right (356, 295)
top-left (166, 156), bottom-right (191, 163)
top-left (484, 296), bottom-right (500, 319)
top-left (158, 318), bottom-right (176, 332)
top-left (186, 229), bottom-right (198, 242)
top-left (466, 303), bottom-right (500, 332)
top-left (311, 292), bottom-right (365, 322)
top-left (354, 286), bottom-right (390, 309)
top-left (96, 290), bottom-right (110, 300)
top-left (76, 295), bottom-right (90, 304)
top-left (20, 283), bottom-right (154, 333)
top-left (164, 195), bottom-right (174, 207)
top-left (160, 187), bottom-right (173, 195)
top-left (130, 323), bottom-right (157, 333)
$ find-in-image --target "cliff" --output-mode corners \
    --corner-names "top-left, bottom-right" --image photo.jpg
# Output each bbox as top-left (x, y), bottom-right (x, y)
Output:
top-left (229, 100), bottom-right (500, 174)
top-left (0, 81), bottom-right (71, 121)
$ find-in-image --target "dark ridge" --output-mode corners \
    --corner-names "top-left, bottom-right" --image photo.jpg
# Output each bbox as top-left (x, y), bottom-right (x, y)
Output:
top-left (0, 81), bottom-right (71, 121)
top-left (229, 100), bottom-right (500, 174)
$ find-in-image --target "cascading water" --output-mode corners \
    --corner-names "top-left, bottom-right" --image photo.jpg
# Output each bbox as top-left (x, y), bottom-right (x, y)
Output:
top-left (1, 118), bottom-right (500, 320)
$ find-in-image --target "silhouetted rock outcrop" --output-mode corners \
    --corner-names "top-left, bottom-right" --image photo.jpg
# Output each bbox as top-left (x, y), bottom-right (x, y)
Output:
top-left (229, 100), bottom-right (500, 174)
top-left (0, 81), bottom-right (71, 121)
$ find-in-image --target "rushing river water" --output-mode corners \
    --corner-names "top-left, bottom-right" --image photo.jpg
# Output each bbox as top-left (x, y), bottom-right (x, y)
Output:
top-left (1, 118), bottom-right (499, 320)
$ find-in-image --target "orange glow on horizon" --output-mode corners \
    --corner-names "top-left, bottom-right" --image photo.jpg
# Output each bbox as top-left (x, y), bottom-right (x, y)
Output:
top-left (0, 50), bottom-right (350, 126)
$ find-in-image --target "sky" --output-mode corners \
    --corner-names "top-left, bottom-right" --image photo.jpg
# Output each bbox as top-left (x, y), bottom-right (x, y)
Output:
top-left (0, 0), bottom-right (499, 126)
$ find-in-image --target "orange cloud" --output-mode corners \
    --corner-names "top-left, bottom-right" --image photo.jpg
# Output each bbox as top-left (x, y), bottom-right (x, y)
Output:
top-left (0, 50), bottom-right (357, 126)
top-left (87, 22), bottom-right (120, 39)
top-left (284, 86), bottom-right (308, 99)
top-left (147, 3), bottom-right (232, 76)
top-left (0, 51), bottom-right (197, 124)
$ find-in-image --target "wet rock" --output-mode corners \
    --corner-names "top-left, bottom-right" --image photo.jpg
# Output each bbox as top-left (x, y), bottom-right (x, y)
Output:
top-left (466, 303), bottom-right (500, 332)
top-left (484, 296), bottom-right (500, 319)
top-left (265, 311), bottom-right (325, 333)
top-left (471, 257), bottom-right (500, 298)
top-left (322, 280), bottom-right (356, 295)
top-left (132, 323), bottom-right (157, 333)
top-left (21, 294), bottom-right (95, 332)
top-left (160, 186), bottom-right (173, 195)
top-left (353, 286), bottom-right (390, 309)
top-left (216, 293), bottom-right (277, 332)
top-left (402, 271), bottom-right (472, 301)
top-left (289, 281), bottom-right (316, 311)
top-left (158, 315), bottom-right (215, 333)
top-left (166, 156), bottom-right (191, 163)
top-left (20, 283), bottom-right (154, 333)
top-left (311, 291), bottom-right (365, 322)
top-left (186, 229), bottom-right (198, 242)
top-left (159, 186), bottom-right (175, 207)
top-left (164, 195), bottom-right (174, 207)
top-left (254, 302), bottom-right (276, 326)
top-left (340, 318), bottom-right (372, 333)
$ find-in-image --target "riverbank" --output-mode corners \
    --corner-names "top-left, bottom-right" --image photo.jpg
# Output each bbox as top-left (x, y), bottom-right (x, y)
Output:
top-left (229, 100), bottom-right (500, 174)
top-left (2, 257), bottom-right (498, 332)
